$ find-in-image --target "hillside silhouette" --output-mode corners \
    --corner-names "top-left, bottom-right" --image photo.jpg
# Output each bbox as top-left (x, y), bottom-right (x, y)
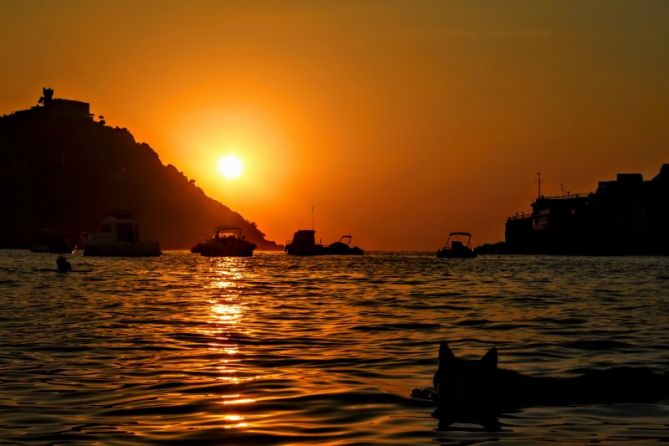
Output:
top-left (0, 88), bottom-right (281, 250)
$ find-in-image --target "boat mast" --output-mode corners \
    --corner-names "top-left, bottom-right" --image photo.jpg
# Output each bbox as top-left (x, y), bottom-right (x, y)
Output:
top-left (536, 171), bottom-right (542, 199)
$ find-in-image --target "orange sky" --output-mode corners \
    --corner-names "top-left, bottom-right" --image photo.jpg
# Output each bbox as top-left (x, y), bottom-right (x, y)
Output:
top-left (2, 1), bottom-right (668, 250)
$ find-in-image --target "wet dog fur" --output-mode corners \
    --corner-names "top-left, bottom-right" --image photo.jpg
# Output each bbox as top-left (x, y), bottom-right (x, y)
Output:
top-left (428, 341), bottom-right (669, 426)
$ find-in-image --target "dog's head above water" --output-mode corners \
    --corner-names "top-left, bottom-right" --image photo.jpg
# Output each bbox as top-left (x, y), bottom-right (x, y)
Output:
top-left (431, 340), bottom-right (669, 425)
top-left (434, 342), bottom-right (498, 413)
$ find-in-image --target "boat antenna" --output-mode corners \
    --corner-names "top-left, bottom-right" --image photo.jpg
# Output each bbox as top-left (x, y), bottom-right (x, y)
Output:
top-left (536, 171), bottom-right (542, 199)
top-left (311, 205), bottom-right (315, 230)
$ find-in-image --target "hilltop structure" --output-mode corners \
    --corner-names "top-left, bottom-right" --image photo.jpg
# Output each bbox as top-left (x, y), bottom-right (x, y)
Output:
top-left (37, 87), bottom-right (92, 119)
top-left (0, 88), bottom-right (281, 250)
top-left (505, 164), bottom-right (669, 255)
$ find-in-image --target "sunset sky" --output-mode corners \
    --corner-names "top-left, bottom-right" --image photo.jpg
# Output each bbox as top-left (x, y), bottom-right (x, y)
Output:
top-left (2, 1), bottom-right (668, 250)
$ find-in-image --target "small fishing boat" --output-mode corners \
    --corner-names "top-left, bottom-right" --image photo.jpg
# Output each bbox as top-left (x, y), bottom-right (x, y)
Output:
top-left (437, 232), bottom-right (477, 258)
top-left (191, 227), bottom-right (256, 257)
top-left (285, 229), bottom-right (323, 256)
top-left (285, 230), bottom-right (364, 256)
top-left (83, 211), bottom-right (161, 257)
top-left (326, 235), bottom-right (364, 255)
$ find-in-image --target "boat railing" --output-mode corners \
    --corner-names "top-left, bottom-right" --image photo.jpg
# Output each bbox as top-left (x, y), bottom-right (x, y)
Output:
top-left (536, 193), bottom-right (591, 201)
top-left (508, 212), bottom-right (532, 221)
top-left (445, 232), bottom-right (472, 248)
top-left (339, 235), bottom-right (353, 245)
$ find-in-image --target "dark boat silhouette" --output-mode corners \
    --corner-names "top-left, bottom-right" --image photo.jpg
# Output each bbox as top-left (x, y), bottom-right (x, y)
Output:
top-left (285, 230), bottom-right (364, 256)
top-left (285, 229), bottom-right (324, 256)
top-left (326, 235), bottom-right (364, 255)
top-left (191, 227), bottom-right (256, 257)
top-left (437, 232), bottom-right (476, 258)
top-left (30, 228), bottom-right (73, 253)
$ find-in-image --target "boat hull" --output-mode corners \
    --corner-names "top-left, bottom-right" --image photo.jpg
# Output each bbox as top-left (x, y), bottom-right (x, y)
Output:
top-left (326, 240), bottom-right (363, 255)
top-left (200, 251), bottom-right (253, 257)
top-left (436, 249), bottom-right (476, 259)
top-left (83, 241), bottom-right (161, 257)
top-left (285, 245), bottom-right (364, 256)
top-left (191, 239), bottom-right (256, 257)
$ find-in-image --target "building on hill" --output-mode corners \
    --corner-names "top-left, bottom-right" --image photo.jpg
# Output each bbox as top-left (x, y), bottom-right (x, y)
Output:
top-left (505, 164), bottom-right (669, 255)
top-left (6, 87), bottom-right (94, 122)
top-left (39, 87), bottom-right (92, 120)
top-left (46, 98), bottom-right (91, 119)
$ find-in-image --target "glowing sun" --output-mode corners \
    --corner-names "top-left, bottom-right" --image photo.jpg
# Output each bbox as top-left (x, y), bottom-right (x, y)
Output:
top-left (218, 155), bottom-right (244, 179)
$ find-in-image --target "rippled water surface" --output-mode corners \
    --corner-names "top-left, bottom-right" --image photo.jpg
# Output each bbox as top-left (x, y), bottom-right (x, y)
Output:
top-left (1, 251), bottom-right (669, 445)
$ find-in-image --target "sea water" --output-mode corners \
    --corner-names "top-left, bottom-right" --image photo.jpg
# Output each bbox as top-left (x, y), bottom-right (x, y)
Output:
top-left (1, 250), bottom-right (668, 445)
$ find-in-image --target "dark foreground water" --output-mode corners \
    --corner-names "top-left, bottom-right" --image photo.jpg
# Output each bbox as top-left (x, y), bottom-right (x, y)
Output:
top-left (1, 251), bottom-right (668, 445)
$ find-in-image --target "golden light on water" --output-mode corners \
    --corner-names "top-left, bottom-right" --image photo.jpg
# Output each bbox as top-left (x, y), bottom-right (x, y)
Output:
top-left (223, 397), bottom-right (256, 406)
top-left (223, 414), bottom-right (248, 429)
top-left (211, 302), bottom-right (243, 324)
top-left (218, 155), bottom-right (244, 179)
top-left (204, 261), bottom-right (257, 430)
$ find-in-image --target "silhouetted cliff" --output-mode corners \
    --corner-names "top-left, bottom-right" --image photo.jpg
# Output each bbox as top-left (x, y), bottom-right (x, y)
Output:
top-left (0, 90), bottom-right (281, 250)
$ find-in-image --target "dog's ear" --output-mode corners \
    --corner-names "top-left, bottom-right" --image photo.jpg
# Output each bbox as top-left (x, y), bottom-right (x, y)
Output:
top-left (439, 341), bottom-right (456, 367)
top-left (481, 347), bottom-right (498, 369)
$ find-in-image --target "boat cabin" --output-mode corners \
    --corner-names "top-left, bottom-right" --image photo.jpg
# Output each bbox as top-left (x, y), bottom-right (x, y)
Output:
top-left (89, 214), bottom-right (141, 243)
top-left (213, 227), bottom-right (244, 240)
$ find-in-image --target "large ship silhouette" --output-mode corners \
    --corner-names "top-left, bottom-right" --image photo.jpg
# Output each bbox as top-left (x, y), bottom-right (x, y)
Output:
top-left (504, 164), bottom-right (669, 255)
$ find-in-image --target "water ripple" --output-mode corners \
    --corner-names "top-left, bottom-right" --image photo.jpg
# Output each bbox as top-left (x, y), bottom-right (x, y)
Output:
top-left (0, 250), bottom-right (668, 444)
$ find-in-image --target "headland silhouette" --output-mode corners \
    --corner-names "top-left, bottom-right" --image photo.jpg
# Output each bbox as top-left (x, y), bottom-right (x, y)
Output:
top-left (0, 88), bottom-right (281, 250)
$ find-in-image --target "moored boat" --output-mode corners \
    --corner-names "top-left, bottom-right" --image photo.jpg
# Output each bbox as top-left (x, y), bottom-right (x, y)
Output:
top-left (82, 211), bottom-right (161, 257)
top-left (437, 232), bottom-right (476, 258)
top-left (285, 229), bottom-right (323, 256)
top-left (285, 230), bottom-right (364, 256)
top-left (326, 235), bottom-right (364, 255)
top-left (191, 227), bottom-right (256, 257)
top-left (30, 228), bottom-right (73, 253)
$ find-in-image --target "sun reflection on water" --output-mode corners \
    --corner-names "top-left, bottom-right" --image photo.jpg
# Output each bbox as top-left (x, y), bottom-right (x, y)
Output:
top-left (223, 397), bottom-right (256, 406)
top-left (223, 414), bottom-right (248, 429)
top-left (206, 257), bottom-right (246, 290)
top-left (204, 258), bottom-right (257, 430)
top-left (211, 302), bottom-right (243, 324)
